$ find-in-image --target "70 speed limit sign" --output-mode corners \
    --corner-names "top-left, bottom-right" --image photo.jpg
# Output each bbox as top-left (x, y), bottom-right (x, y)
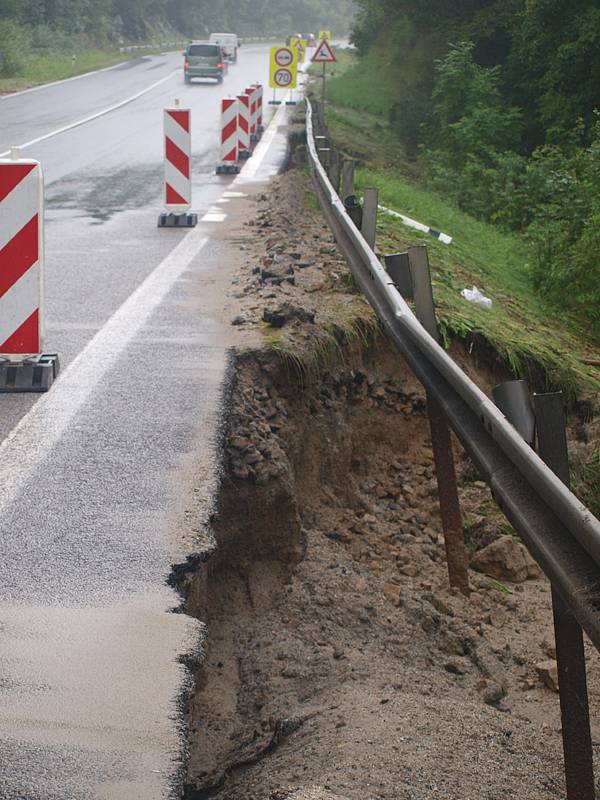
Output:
top-left (269, 46), bottom-right (298, 89)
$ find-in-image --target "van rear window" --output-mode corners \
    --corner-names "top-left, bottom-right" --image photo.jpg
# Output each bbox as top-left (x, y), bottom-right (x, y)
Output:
top-left (188, 44), bottom-right (219, 56)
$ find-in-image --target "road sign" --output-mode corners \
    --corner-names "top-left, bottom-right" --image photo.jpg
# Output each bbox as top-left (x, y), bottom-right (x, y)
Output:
top-left (272, 46), bottom-right (295, 67)
top-left (289, 36), bottom-right (307, 59)
top-left (269, 46), bottom-right (298, 89)
top-left (318, 30), bottom-right (332, 42)
top-left (311, 38), bottom-right (337, 63)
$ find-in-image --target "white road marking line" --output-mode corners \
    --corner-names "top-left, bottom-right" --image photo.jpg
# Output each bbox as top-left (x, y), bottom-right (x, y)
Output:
top-left (201, 213), bottom-right (227, 222)
top-left (0, 60), bottom-right (140, 101)
top-left (0, 229), bottom-right (208, 517)
top-left (223, 191), bottom-right (247, 198)
top-left (235, 102), bottom-right (288, 182)
top-left (0, 69), bottom-right (180, 158)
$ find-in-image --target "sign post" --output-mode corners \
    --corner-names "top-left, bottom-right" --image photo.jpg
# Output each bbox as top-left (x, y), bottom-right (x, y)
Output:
top-left (311, 38), bottom-right (337, 104)
top-left (269, 45), bottom-right (298, 105)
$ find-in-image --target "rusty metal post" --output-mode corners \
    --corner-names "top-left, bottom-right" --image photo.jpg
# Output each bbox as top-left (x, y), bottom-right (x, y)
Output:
top-left (361, 188), bottom-right (378, 251)
top-left (384, 252), bottom-right (413, 299)
top-left (534, 392), bottom-right (595, 800)
top-left (407, 245), bottom-right (470, 594)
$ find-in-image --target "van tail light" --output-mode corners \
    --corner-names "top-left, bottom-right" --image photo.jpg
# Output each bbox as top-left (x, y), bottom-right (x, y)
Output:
top-left (217, 63), bottom-right (224, 69)
top-left (184, 60), bottom-right (190, 68)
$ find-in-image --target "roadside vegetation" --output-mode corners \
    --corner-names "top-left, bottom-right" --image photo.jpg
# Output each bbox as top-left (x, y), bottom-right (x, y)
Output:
top-left (331, 0), bottom-right (600, 341)
top-left (0, 0), bottom-right (355, 91)
top-left (320, 74), bottom-right (600, 399)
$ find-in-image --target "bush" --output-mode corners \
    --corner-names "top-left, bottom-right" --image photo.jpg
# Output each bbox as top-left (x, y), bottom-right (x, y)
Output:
top-left (0, 19), bottom-right (30, 76)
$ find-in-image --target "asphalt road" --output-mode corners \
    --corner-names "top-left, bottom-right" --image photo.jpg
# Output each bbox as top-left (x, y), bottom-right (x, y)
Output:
top-left (0, 45), bottom-right (293, 799)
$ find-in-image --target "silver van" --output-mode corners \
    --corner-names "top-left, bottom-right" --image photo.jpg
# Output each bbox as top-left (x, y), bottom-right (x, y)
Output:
top-left (209, 33), bottom-right (239, 63)
top-left (183, 42), bottom-right (226, 83)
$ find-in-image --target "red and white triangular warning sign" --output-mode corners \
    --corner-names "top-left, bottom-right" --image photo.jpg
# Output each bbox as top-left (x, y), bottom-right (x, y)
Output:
top-left (311, 39), bottom-right (336, 63)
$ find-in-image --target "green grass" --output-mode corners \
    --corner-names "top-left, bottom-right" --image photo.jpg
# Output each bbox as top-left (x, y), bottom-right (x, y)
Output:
top-left (310, 50), bottom-right (600, 397)
top-left (0, 46), bottom-right (172, 93)
top-left (325, 48), bottom-right (397, 118)
top-left (356, 166), bottom-right (600, 395)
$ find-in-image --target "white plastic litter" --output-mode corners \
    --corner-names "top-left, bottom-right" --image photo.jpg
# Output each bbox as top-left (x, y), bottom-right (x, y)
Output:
top-left (460, 286), bottom-right (492, 310)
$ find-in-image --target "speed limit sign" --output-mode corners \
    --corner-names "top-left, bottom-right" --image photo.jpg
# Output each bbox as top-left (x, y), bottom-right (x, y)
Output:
top-left (274, 68), bottom-right (293, 87)
top-left (269, 46), bottom-right (298, 90)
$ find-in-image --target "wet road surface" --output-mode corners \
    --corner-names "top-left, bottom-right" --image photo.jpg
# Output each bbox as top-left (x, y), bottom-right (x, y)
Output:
top-left (0, 45), bottom-right (292, 799)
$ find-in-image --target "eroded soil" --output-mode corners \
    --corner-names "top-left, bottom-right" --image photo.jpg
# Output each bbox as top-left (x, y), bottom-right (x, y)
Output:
top-left (180, 161), bottom-right (600, 800)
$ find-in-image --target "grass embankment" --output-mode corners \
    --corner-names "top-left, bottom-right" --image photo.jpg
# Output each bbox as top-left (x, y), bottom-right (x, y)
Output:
top-left (316, 49), bottom-right (600, 398)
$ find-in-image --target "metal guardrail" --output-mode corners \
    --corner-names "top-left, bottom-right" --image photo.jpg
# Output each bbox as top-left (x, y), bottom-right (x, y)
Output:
top-left (305, 98), bottom-right (600, 648)
top-left (118, 41), bottom-right (186, 53)
top-left (307, 96), bottom-right (600, 796)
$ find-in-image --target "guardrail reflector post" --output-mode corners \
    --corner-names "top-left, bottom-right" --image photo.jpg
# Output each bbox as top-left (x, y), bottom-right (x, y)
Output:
top-left (158, 106), bottom-right (197, 228)
top-left (533, 392), bottom-right (595, 800)
top-left (237, 94), bottom-right (251, 159)
top-left (0, 155), bottom-right (59, 392)
top-left (216, 98), bottom-right (240, 175)
top-left (408, 245), bottom-right (470, 594)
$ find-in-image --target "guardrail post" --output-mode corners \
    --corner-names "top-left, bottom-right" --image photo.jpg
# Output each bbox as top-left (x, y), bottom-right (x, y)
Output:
top-left (384, 252), bottom-right (413, 299)
top-left (329, 149), bottom-right (341, 194)
top-left (341, 158), bottom-right (355, 201)
top-left (361, 188), bottom-right (379, 251)
top-left (407, 245), bottom-right (470, 594)
top-left (534, 392), bottom-right (595, 800)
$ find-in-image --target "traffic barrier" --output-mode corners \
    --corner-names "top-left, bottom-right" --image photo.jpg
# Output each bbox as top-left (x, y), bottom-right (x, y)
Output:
top-left (216, 98), bottom-right (240, 175)
top-left (158, 106), bottom-right (197, 228)
top-left (255, 84), bottom-right (264, 133)
top-left (237, 94), bottom-right (251, 159)
top-left (0, 154), bottom-right (59, 392)
top-left (245, 87), bottom-right (259, 143)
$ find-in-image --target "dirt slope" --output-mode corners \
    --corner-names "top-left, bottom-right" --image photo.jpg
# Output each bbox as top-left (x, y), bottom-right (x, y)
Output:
top-left (180, 164), bottom-right (600, 799)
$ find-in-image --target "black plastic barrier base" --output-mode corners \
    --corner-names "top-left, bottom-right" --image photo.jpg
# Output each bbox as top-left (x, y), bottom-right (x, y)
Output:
top-left (157, 212), bottom-right (198, 228)
top-left (216, 163), bottom-right (241, 175)
top-left (0, 353), bottom-right (60, 393)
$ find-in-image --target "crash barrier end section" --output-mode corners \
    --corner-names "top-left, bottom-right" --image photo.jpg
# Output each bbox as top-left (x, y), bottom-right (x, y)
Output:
top-left (0, 156), bottom-right (59, 392)
top-left (159, 106), bottom-right (196, 228)
top-left (216, 97), bottom-right (240, 175)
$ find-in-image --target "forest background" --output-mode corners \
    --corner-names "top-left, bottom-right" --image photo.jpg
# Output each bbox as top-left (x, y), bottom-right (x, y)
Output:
top-left (0, 0), bottom-right (355, 80)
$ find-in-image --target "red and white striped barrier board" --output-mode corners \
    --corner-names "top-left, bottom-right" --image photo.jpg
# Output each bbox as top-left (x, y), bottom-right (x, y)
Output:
top-left (216, 98), bottom-right (240, 174)
top-left (221, 98), bottom-right (238, 163)
top-left (0, 158), bottom-right (44, 358)
top-left (245, 86), bottom-right (259, 139)
top-left (237, 94), bottom-right (251, 158)
top-left (255, 84), bottom-right (264, 131)
top-left (159, 107), bottom-right (197, 227)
